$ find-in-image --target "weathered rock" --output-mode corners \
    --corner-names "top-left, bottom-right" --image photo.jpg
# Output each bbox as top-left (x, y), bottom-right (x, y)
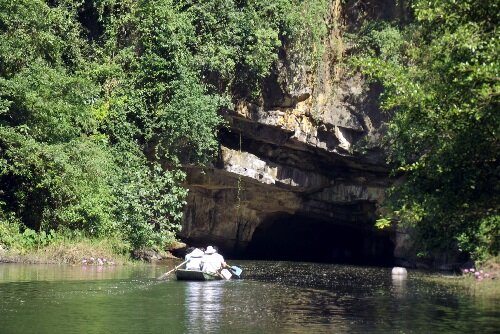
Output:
top-left (133, 249), bottom-right (163, 262)
top-left (179, 1), bottom-right (398, 263)
top-left (168, 241), bottom-right (187, 251)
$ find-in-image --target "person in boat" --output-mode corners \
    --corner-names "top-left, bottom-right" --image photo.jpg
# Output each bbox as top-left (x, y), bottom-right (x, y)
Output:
top-left (184, 246), bottom-right (205, 260)
top-left (201, 245), bottom-right (227, 274)
top-left (185, 248), bottom-right (204, 271)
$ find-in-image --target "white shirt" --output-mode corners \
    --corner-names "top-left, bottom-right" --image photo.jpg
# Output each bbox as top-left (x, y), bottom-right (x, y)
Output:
top-left (201, 253), bottom-right (225, 274)
top-left (185, 248), bottom-right (204, 271)
top-left (186, 257), bottom-right (203, 270)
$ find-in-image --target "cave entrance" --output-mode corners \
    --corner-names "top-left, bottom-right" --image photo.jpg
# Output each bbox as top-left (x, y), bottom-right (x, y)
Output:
top-left (245, 214), bottom-right (394, 266)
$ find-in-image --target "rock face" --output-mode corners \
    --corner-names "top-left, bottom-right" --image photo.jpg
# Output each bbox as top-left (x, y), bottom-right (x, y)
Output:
top-left (179, 0), bottom-right (400, 264)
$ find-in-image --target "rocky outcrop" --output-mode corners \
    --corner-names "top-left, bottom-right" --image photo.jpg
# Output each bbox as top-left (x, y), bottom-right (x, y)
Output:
top-left (179, 0), bottom-right (398, 263)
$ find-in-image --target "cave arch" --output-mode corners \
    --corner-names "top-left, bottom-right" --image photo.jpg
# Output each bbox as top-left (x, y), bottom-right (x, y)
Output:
top-left (245, 214), bottom-right (395, 266)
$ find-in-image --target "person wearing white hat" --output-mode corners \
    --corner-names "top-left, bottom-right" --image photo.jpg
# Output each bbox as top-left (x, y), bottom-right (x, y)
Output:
top-left (201, 246), bottom-right (227, 274)
top-left (185, 248), bottom-right (204, 270)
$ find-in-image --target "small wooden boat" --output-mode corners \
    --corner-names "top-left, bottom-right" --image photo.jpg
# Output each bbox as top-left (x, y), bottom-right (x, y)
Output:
top-left (176, 269), bottom-right (221, 281)
top-left (174, 264), bottom-right (241, 281)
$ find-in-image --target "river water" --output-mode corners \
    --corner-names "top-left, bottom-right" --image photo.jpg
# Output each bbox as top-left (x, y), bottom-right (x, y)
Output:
top-left (0, 261), bottom-right (498, 333)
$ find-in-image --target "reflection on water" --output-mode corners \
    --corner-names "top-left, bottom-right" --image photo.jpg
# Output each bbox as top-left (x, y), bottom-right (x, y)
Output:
top-left (0, 261), bottom-right (499, 333)
top-left (185, 282), bottom-right (224, 333)
top-left (391, 275), bottom-right (407, 298)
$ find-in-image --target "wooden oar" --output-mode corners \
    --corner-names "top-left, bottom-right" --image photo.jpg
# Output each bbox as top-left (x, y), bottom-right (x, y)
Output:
top-left (157, 259), bottom-right (188, 280)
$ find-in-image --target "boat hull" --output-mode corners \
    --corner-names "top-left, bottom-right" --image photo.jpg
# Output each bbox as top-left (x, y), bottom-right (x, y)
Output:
top-left (176, 269), bottom-right (221, 281)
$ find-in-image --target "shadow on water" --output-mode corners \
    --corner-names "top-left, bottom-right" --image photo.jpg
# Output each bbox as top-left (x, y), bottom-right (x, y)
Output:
top-left (0, 262), bottom-right (499, 333)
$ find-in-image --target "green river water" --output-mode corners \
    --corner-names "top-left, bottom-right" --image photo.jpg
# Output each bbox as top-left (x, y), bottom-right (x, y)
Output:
top-left (0, 261), bottom-right (498, 333)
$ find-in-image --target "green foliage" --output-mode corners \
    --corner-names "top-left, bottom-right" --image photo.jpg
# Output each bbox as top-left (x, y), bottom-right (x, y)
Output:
top-left (457, 215), bottom-right (500, 263)
top-left (348, 21), bottom-right (406, 64)
top-left (172, 0), bottom-right (329, 97)
top-left (0, 0), bottom-right (331, 254)
top-left (283, 0), bottom-right (330, 63)
top-left (0, 0), bottom-right (84, 76)
top-left (375, 217), bottom-right (392, 229)
top-left (0, 209), bottom-right (63, 251)
top-left (0, 62), bottom-right (100, 142)
top-left (113, 157), bottom-right (187, 249)
top-left (0, 212), bottom-right (23, 249)
top-left (0, 132), bottom-right (117, 234)
top-left (351, 0), bottom-right (499, 261)
top-left (0, 0), bottom-right (196, 251)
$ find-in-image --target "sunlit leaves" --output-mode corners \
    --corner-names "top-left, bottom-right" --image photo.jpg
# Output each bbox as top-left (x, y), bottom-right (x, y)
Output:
top-left (352, 0), bottom-right (499, 260)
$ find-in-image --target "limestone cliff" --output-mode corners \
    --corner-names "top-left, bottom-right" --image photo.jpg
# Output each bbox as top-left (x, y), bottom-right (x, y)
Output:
top-left (179, 0), bottom-right (407, 264)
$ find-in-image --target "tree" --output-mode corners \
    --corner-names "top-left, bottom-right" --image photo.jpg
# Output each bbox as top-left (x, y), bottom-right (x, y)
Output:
top-left (352, 0), bottom-right (499, 260)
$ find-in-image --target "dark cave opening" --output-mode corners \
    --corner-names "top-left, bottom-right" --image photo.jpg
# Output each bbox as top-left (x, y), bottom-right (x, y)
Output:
top-left (245, 215), bottom-right (395, 266)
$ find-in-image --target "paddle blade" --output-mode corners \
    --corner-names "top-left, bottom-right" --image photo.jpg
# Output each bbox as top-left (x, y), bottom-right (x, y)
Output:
top-left (229, 266), bottom-right (242, 278)
top-left (220, 269), bottom-right (232, 280)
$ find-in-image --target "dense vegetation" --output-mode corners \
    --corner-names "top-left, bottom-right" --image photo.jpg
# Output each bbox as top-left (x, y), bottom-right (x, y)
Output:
top-left (0, 0), bottom-right (329, 256)
top-left (352, 0), bottom-right (499, 262)
top-left (1, 0), bottom-right (496, 265)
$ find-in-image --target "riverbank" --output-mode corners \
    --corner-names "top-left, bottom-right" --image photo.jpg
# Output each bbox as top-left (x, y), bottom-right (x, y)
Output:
top-left (0, 242), bottom-right (180, 265)
top-left (421, 257), bottom-right (500, 299)
top-left (0, 238), bottom-right (132, 265)
top-left (0, 236), bottom-right (176, 265)
top-left (423, 274), bottom-right (500, 299)
top-left (0, 228), bottom-right (182, 265)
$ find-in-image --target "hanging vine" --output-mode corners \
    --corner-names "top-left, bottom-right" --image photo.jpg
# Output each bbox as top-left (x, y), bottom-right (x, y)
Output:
top-left (236, 130), bottom-right (243, 212)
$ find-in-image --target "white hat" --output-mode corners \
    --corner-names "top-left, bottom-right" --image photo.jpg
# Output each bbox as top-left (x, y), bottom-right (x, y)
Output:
top-left (205, 246), bottom-right (216, 254)
top-left (190, 248), bottom-right (204, 258)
